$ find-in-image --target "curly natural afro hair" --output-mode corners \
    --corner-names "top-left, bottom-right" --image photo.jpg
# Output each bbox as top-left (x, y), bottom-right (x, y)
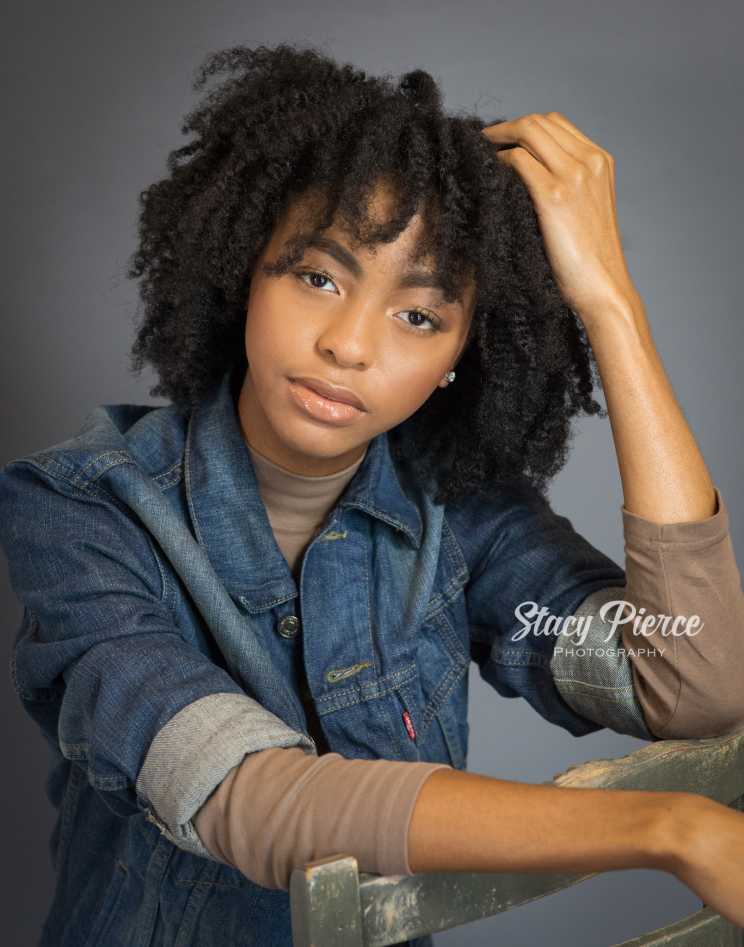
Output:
top-left (129, 43), bottom-right (602, 502)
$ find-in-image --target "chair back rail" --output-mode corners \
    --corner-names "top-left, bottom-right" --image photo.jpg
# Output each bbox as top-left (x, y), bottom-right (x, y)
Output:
top-left (613, 908), bottom-right (741, 946)
top-left (290, 723), bottom-right (744, 947)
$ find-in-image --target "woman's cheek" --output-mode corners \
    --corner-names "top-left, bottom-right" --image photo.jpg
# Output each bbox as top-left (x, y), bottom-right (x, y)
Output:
top-left (378, 363), bottom-right (448, 425)
top-left (245, 294), bottom-right (297, 366)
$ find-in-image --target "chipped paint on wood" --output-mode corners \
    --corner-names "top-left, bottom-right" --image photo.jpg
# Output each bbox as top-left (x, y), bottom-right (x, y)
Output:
top-left (610, 907), bottom-right (742, 946)
top-left (291, 855), bottom-right (363, 947)
top-left (357, 870), bottom-right (589, 945)
top-left (549, 724), bottom-right (744, 804)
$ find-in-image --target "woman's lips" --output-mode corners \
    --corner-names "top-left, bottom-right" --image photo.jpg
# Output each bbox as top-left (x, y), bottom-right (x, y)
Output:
top-left (288, 377), bottom-right (367, 424)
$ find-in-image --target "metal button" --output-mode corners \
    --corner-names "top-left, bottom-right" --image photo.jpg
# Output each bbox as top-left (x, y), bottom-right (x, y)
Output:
top-left (277, 615), bottom-right (301, 639)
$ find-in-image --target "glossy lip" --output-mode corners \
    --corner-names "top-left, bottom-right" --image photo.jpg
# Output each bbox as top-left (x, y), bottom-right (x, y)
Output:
top-left (289, 376), bottom-right (368, 412)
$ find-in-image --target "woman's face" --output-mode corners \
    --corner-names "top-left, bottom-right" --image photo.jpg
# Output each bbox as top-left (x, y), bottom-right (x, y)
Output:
top-left (238, 192), bottom-right (476, 475)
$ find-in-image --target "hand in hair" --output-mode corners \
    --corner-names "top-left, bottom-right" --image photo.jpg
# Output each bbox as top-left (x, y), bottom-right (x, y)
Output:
top-left (483, 112), bottom-right (631, 321)
top-left (484, 113), bottom-right (716, 525)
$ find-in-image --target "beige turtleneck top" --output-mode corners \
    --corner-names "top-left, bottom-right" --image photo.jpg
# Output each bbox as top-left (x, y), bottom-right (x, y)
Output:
top-left (245, 443), bottom-right (365, 581)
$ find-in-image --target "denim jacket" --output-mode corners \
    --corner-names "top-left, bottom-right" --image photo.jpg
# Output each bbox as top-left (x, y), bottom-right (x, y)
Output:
top-left (0, 376), bottom-right (650, 947)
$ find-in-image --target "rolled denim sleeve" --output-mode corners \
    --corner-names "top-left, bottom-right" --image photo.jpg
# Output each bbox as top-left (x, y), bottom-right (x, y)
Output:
top-left (0, 457), bottom-right (309, 825)
top-left (549, 587), bottom-right (653, 740)
top-left (137, 694), bottom-right (314, 857)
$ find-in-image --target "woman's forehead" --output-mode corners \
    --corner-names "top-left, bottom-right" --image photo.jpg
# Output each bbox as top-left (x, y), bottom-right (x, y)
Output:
top-left (262, 183), bottom-right (477, 306)
top-left (273, 195), bottom-right (460, 267)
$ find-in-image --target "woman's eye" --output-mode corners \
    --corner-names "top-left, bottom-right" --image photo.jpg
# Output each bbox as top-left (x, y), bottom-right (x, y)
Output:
top-left (300, 271), bottom-right (337, 292)
top-left (400, 309), bottom-right (437, 331)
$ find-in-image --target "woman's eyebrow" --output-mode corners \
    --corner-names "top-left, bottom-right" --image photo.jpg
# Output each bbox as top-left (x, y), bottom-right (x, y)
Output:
top-left (309, 237), bottom-right (363, 279)
top-left (309, 236), bottom-right (449, 296)
top-left (397, 270), bottom-right (445, 291)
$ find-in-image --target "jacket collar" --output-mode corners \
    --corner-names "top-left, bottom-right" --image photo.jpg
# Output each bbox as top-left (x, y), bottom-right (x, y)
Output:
top-left (184, 376), bottom-right (423, 612)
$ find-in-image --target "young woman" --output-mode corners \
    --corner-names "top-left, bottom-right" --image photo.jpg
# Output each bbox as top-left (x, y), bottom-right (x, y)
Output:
top-left (2, 44), bottom-right (744, 946)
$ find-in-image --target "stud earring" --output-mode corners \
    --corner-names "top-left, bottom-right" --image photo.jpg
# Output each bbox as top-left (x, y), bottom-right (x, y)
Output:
top-left (445, 371), bottom-right (456, 383)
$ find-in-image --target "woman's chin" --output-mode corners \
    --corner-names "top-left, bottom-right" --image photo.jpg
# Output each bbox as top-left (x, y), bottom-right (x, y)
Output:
top-left (267, 419), bottom-right (371, 469)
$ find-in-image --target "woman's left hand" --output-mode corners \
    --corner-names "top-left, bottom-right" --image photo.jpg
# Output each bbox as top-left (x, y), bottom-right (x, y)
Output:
top-left (483, 113), bottom-right (638, 326)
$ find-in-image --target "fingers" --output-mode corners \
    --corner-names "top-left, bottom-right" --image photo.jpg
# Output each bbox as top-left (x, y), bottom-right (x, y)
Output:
top-left (484, 113), bottom-right (614, 181)
top-left (495, 145), bottom-right (554, 194)
top-left (541, 113), bottom-right (618, 215)
top-left (537, 112), bottom-right (596, 148)
top-left (483, 112), bottom-right (589, 155)
top-left (483, 114), bottom-right (577, 176)
top-left (544, 112), bottom-right (616, 176)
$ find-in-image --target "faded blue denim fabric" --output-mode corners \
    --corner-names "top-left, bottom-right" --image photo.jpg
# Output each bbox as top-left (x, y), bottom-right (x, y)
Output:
top-left (550, 586), bottom-right (651, 736)
top-left (0, 375), bottom-right (632, 947)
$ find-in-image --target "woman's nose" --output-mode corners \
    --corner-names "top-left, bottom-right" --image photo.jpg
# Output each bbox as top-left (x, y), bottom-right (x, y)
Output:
top-left (316, 302), bottom-right (376, 370)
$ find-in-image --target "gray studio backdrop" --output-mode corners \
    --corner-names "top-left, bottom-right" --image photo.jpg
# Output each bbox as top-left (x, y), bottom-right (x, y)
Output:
top-left (1, 1), bottom-right (742, 944)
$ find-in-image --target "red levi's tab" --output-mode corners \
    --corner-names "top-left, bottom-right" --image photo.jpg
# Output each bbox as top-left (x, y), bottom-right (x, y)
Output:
top-left (402, 711), bottom-right (416, 740)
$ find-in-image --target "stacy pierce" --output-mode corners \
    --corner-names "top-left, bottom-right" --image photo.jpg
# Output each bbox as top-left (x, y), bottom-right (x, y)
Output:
top-left (2, 44), bottom-right (744, 946)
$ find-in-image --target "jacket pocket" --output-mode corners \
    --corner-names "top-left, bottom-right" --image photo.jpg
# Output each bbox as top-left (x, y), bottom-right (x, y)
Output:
top-left (83, 859), bottom-right (130, 947)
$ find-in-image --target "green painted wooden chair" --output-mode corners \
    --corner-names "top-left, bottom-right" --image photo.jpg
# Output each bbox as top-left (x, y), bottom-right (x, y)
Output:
top-left (290, 723), bottom-right (744, 947)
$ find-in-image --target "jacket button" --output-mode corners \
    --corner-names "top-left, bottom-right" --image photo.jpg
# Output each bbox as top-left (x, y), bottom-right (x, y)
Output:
top-left (277, 615), bottom-right (301, 639)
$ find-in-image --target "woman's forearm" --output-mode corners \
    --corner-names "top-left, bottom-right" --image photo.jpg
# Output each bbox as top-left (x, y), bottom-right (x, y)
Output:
top-left (407, 768), bottom-right (744, 926)
top-left (195, 748), bottom-right (744, 925)
top-left (408, 768), bottom-right (674, 875)
top-left (582, 294), bottom-right (716, 525)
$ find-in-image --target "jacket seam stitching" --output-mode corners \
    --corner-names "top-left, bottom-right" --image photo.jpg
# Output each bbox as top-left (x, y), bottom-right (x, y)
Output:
top-left (433, 610), bottom-right (470, 663)
top-left (146, 536), bottom-right (171, 610)
top-left (442, 520), bottom-right (469, 582)
top-left (85, 456), bottom-right (135, 482)
top-left (425, 585), bottom-right (464, 621)
top-left (363, 532), bottom-right (402, 757)
top-left (315, 662), bottom-right (417, 703)
top-left (317, 671), bottom-right (418, 714)
top-left (167, 866), bottom-right (241, 890)
top-left (423, 662), bottom-right (469, 730)
top-left (490, 648), bottom-right (549, 667)
top-left (238, 592), bottom-right (297, 613)
top-left (67, 450), bottom-right (132, 481)
top-left (349, 501), bottom-right (418, 543)
top-left (27, 457), bottom-right (129, 514)
top-left (388, 462), bottom-right (424, 537)
top-left (153, 460), bottom-right (184, 482)
top-left (425, 575), bottom-right (462, 611)
top-left (420, 621), bottom-right (468, 725)
top-left (184, 413), bottom-right (214, 567)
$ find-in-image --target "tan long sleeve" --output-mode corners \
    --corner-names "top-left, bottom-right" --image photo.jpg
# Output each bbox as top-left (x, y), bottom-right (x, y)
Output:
top-left (193, 747), bottom-right (447, 889)
top-left (622, 487), bottom-right (744, 738)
